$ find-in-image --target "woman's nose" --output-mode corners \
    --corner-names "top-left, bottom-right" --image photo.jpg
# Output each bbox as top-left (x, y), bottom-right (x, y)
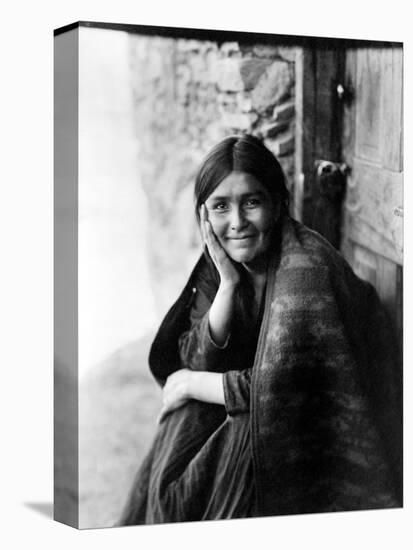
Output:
top-left (229, 207), bottom-right (247, 230)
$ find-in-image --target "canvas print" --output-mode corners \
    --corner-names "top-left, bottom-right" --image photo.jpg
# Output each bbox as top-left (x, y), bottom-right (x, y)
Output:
top-left (54, 21), bottom-right (403, 529)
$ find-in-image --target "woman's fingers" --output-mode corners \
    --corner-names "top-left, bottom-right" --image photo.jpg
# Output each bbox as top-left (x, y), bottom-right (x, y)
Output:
top-left (200, 205), bottom-right (239, 285)
top-left (201, 205), bottom-right (218, 255)
top-left (200, 206), bottom-right (217, 260)
top-left (200, 204), bottom-right (209, 244)
top-left (204, 218), bottom-right (214, 248)
top-left (204, 217), bottom-right (219, 254)
top-left (205, 221), bottom-right (227, 265)
top-left (157, 398), bottom-right (185, 424)
top-left (157, 406), bottom-right (168, 424)
top-left (158, 369), bottom-right (191, 423)
top-left (157, 398), bottom-right (173, 424)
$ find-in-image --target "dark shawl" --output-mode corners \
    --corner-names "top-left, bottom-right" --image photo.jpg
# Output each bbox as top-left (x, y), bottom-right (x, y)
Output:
top-left (120, 217), bottom-right (402, 524)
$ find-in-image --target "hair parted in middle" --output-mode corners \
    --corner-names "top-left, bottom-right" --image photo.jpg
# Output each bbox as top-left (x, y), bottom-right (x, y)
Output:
top-left (194, 134), bottom-right (290, 224)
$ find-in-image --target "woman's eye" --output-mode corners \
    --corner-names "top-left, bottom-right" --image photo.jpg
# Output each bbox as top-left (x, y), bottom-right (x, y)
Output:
top-left (244, 198), bottom-right (261, 208)
top-left (212, 202), bottom-right (228, 211)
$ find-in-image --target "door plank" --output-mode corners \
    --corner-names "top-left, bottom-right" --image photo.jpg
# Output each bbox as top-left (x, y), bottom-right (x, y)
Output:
top-left (355, 49), bottom-right (384, 164)
top-left (343, 47), bottom-right (403, 265)
top-left (382, 47), bottom-right (403, 171)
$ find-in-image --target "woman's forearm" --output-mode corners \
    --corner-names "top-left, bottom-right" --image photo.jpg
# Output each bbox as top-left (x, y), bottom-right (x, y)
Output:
top-left (188, 371), bottom-right (225, 406)
top-left (208, 282), bottom-right (237, 346)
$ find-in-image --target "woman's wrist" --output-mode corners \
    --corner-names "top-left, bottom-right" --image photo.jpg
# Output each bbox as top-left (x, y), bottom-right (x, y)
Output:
top-left (188, 371), bottom-right (225, 405)
top-left (187, 371), bottom-right (202, 400)
top-left (215, 279), bottom-right (238, 303)
top-left (219, 278), bottom-right (239, 292)
top-left (208, 282), bottom-right (237, 346)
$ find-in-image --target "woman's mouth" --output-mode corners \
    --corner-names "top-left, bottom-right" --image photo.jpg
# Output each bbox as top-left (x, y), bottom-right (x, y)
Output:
top-left (226, 235), bottom-right (256, 246)
top-left (227, 234), bottom-right (255, 240)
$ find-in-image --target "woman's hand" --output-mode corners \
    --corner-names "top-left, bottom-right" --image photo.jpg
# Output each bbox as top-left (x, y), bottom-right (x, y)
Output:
top-left (158, 369), bottom-right (193, 423)
top-left (200, 204), bottom-right (240, 289)
top-left (158, 370), bottom-right (225, 423)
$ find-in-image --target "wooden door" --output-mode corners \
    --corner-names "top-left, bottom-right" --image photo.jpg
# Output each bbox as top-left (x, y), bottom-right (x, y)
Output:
top-left (341, 46), bottom-right (403, 346)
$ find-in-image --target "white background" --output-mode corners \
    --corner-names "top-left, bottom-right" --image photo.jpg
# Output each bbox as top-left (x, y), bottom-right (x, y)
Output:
top-left (0, 0), bottom-right (411, 548)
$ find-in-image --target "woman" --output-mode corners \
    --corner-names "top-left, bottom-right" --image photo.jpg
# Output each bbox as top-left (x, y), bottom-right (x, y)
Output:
top-left (119, 135), bottom-right (402, 525)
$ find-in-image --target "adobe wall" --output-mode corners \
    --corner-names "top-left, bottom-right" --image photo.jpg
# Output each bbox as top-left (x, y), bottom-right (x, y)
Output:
top-left (128, 34), bottom-right (298, 314)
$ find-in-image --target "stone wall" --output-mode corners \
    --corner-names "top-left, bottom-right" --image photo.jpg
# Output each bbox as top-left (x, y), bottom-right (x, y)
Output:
top-left (128, 34), bottom-right (297, 315)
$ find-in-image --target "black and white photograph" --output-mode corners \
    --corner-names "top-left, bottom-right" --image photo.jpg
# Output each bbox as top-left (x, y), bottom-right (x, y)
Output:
top-left (2, 1), bottom-right (411, 549)
top-left (54, 21), bottom-right (403, 529)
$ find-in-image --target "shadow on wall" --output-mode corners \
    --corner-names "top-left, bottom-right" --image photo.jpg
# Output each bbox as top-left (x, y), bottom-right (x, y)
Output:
top-left (78, 331), bottom-right (161, 529)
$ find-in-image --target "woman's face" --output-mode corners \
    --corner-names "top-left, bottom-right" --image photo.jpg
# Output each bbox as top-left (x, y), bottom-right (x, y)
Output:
top-left (204, 171), bottom-right (278, 265)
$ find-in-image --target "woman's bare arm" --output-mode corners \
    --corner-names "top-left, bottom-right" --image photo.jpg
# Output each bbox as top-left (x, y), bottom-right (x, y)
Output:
top-left (158, 369), bottom-right (224, 422)
top-left (189, 371), bottom-right (225, 404)
top-left (200, 204), bottom-right (242, 345)
top-left (159, 206), bottom-right (246, 421)
top-left (158, 367), bottom-right (252, 422)
top-left (207, 283), bottom-right (237, 346)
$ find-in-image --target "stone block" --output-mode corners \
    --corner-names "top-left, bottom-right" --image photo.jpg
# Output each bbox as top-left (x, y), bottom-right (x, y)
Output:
top-left (222, 112), bottom-right (258, 131)
top-left (252, 45), bottom-right (279, 58)
top-left (219, 100), bottom-right (238, 114)
top-left (267, 134), bottom-right (295, 157)
top-left (206, 51), bottom-right (219, 81)
top-left (251, 61), bottom-right (293, 113)
top-left (239, 58), bottom-right (273, 91)
top-left (204, 41), bottom-right (219, 54)
top-left (273, 101), bottom-right (295, 122)
top-left (277, 46), bottom-right (297, 62)
top-left (216, 59), bottom-right (244, 92)
top-left (220, 42), bottom-right (241, 56)
top-left (189, 55), bottom-right (208, 82)
top-left (176, 64), bottom-right (191, 93)
top-left (258, 121), bottom-right (289, 139)
top-left (178, 39), bottom-right (203, 52)
top-left (236, 95), bottom-right (253, 113)
top-left (218, 92), bottom-right (237, 107)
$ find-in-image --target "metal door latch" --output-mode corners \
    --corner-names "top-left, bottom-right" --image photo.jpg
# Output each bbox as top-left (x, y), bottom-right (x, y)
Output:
top-left (315, 160), bottom-right (350, 178)
top-left (336, 83), bottom-right (355, 104)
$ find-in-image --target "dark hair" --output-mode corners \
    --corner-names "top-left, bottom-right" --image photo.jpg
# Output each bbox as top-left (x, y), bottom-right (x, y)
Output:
top-left (194, 134), bottom-right (290, 223)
